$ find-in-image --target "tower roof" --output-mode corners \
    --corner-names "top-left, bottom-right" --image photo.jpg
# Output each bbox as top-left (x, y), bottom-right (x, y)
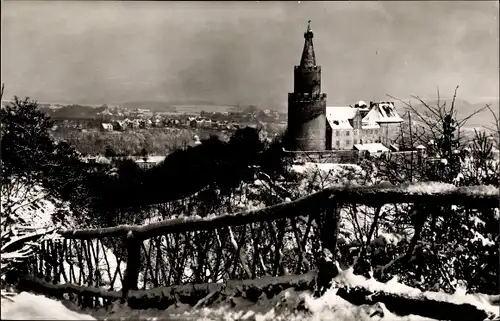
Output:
top-left (300, 20), bottom-right (316, 68)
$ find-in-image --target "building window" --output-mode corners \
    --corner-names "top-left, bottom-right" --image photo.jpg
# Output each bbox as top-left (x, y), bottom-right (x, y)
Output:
top-left (354, 129), bottom-right (358, 136)
top-left (353, 139), bottom-right (357, 144)
top-left (336, 140), bottom-right (340, 148)
top-left (346, 140), bottom-right (351, 146)
top-left (368, 129), bottom-right (372, 134)
top-left (336, 130), bottom-right (340, 137)
top-left (346, 130), bottom-right (350, 136)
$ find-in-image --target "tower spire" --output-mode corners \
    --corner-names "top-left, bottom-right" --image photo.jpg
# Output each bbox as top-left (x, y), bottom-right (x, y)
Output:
top-left (300, 20), bottom-right (316, 68)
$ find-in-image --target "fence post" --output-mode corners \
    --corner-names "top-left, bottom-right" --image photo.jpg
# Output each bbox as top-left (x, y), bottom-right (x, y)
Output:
top-left (314, 199), bottom-right (341, 296)
top-left (318, 200), bottom-right (341, 259)
top-left (121, 232), bottom-right (141, 303)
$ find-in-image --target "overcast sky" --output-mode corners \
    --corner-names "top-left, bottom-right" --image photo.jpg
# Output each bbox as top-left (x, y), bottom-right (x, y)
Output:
top-left (1, 1), bottom-right (498, 108)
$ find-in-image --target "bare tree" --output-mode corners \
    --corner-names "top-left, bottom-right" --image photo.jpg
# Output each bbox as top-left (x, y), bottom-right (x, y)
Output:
top-left (483, 104), bottom-right (500, 151)
top-left (374, 85), bottom-right (489, 184)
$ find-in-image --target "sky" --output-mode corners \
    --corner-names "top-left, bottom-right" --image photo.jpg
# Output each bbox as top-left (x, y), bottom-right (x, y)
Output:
top-left (1, 1), bottom-right (499, 109)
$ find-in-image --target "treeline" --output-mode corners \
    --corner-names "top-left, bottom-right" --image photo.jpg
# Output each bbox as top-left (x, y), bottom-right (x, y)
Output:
top-left (52, 128), bottom-right (229, 156)
top-left (41, 104), bottom-right (108, 119)
top-left (52, 124), bottom-right (285, 157)
top-left (94, 127), bottom-right (289, 215)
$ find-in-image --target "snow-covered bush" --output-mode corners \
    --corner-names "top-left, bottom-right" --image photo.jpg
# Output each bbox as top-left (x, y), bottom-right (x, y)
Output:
top-left (351, 89), bottom-right (499, 295)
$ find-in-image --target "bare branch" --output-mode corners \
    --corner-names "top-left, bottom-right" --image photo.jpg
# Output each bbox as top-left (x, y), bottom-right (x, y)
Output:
top-left (450, 85), bottom-right (460, 117)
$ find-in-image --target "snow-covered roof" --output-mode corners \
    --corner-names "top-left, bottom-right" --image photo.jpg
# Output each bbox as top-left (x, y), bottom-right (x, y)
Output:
top-left (83, 156), bottom-right (111, 164)
top-left (326, 107), bottom-right (357, 130)
top-left (390, 144), bottom-right (400, 152)
top-left (326, 106), bottom-right (357, 120)
top-left (363, 102), bottom-right (404, 124)
top-left (135, 156), bottom-right (166, 164)
top-left (354, 143), bottom-right (390, 153)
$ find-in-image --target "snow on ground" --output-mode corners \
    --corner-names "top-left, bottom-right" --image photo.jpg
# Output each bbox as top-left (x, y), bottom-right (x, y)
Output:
top-left (0, 288), bottom-right (436, 321)
top-left (4, 263), bottom-right (495, 321)
top-left (0, 182), bottom-right (68, 229)
top-left (331, 264), bottom-right (500, 317)
top-left (57, 239), bottom-right (132, 291)
top-left (1, 181), bottom-right (139, 292)
top-left (291, 162), bottom-right (362, 175)
top-left (1, 292), bottom-right (96, 320)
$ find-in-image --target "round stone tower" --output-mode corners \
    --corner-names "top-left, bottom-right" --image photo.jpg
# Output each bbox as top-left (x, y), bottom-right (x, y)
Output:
top-left (287, 20), bottom-right (327, 151)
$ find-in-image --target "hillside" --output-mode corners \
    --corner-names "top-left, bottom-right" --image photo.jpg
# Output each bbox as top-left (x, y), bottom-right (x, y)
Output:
top-left (120, 101), bottom-right (176, 112)
top-left (42, 105), bottom-right (107, 119)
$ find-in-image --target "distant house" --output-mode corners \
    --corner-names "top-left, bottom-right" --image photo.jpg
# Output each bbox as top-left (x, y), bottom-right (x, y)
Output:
top-left (123, 118), bottom-right (133, 129)
top-left (152, 117), bottom-right (162, 127)
top-left (101, 123), bottom-right (113, 132)
top-left (113, 120), bottom-right (126, 131)
top-left (135, 108), bottom-right (153, 118)
top-left (98, 109), bottom-right (113, 117)
top-left (188, 117), bottom-right (197, 128)
top-left (131, 119), bottom-right (140, 129)
top-left (83, 155), bottom-right (112, 165)
top-left (135, 156), bottom-right (166, 169)
top-left (191, 135), bottom-right (202, 147)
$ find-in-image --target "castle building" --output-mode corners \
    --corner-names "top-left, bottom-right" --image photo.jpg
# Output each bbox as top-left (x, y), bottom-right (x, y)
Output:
top-left (326, 100), bottom-right (404, 150)
top-left (287, 21), bottom-right (403, 152)
top-left (287, 21), bottom-right (327, 151)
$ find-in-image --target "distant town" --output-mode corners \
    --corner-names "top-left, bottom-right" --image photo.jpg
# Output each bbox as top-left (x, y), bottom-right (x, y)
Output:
top-left (1, 99), bottom-right (287, 133)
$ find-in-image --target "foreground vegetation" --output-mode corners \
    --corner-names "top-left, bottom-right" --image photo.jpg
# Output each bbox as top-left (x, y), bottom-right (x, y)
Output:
top-left (1, 85), bottom-right (499, 319)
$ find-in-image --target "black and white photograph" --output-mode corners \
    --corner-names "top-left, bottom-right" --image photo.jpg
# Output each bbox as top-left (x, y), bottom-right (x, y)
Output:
top-left (1, 1), bottom-right (499, 320)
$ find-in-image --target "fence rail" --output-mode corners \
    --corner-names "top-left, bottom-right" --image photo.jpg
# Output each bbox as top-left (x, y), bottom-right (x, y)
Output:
top-left (21, 182), bottom-right (499, 308)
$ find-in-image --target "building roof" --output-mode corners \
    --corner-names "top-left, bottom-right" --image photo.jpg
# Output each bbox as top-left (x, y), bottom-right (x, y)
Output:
top-left (326, 102), bottom-right (403, 130)
top-left (354, 143), bottom-right (390, 153)
top-left (83, 156), bottom-right (112, 164)
top-left (326, 106), bottom-right (357, 130)
top-left (355, 100), bottom-right (368, 107)
top-left (135, 156), bottom-right (166, 164)
top-left (363, 102), bottom-right (404, 124)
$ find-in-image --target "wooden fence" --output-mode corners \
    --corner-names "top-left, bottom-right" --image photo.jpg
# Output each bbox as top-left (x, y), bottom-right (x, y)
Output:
top-left (18, 182), bottom-right (499, 309)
